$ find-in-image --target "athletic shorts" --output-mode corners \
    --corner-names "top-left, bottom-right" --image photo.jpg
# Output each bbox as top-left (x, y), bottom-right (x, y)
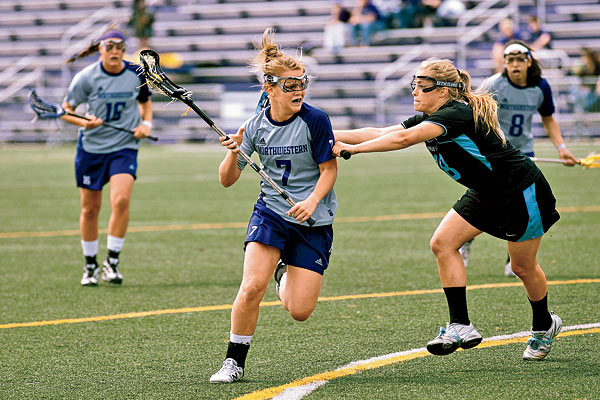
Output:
top-left (453, 174), bottom-right (559, 242)
top-left (244, 197), bottom-right (333, 275)
top-left (75, 144), bottom-right (138, 190)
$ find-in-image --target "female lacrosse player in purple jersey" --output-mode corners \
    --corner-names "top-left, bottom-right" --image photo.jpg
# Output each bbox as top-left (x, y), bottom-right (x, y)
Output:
top-left (62, 29), bottom-right (153, 286)
top-left (333, 58), bottom-right (562, 361)
top-left (210, 28), bottom-right (338, 383)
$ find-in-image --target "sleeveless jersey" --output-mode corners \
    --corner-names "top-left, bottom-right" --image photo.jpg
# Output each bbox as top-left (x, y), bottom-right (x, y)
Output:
top-left (64, 60), bottom-right (151, 154)
top-left (402, 101), bottom-right (541, 194)
top-left (237, 103), bottom-right (337, 226)
top-left (480, 73), bottom-right (554, 154)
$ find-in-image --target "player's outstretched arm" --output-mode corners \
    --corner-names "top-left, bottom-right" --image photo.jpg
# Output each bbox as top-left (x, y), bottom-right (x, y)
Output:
top-left (540, 115), bottom-right (578, 166)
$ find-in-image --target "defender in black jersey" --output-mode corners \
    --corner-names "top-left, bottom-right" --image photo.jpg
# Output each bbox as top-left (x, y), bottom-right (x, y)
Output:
top-left (333, 58), bottom-right (562, 361)
top-left (470, 41), bottom-right (577, 277)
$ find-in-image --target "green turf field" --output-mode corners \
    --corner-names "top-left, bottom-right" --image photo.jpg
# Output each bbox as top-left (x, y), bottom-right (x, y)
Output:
top-left (1, 141), bottom-right (599, 400)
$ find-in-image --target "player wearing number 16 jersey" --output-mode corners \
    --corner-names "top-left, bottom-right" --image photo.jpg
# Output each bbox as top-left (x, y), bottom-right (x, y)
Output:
top-left (61, 29), bottom-right (153, 286)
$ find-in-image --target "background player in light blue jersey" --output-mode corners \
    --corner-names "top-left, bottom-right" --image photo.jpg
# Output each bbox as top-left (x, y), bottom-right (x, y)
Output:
top-left (62, 29), bottom-right (153, 286)
top-left (460, 41), bottom-right (578, 276)
top-left (210, 28), bottom-right (338, 384)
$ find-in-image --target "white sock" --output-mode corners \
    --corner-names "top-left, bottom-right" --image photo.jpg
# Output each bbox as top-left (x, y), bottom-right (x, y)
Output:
top-left (81, 240), bottom-right (98, 257)
top-left (107, 235), bottom-right (125, 252)
top-left (279, 272), bottom-right (287, 297)
top-left (230, 332), bottom-right (253, 345)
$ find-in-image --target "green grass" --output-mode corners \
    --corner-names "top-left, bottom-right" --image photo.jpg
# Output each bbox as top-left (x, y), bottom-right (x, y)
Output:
top-left (1, 140), bottom-right (599, 400)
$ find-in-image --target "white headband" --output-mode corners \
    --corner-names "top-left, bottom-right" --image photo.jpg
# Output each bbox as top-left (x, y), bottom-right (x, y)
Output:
top-left (504, 43), bottom-right (530, 56)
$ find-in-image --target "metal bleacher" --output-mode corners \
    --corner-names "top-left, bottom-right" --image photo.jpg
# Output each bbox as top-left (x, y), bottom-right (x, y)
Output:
top-left (1, 0), bottom-right (599, 143)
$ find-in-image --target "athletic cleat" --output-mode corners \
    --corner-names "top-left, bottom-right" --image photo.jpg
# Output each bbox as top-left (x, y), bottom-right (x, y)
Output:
top-left (274, 260), bottom-right (287, 300)
top-left (426, 322), bottom-right (483, 356)
top-left (504, 261), bottom-right (517, 277)
top-left (102, 258), bottom-right (123, 284)
top-left (81, 264), bottom-right (99, 286)
top-left (523, 312), bottom-right (562, 360)
top-left (209, 358), bottom-right (244, 383)
top-left (458, 238), bottom-right (473, 267)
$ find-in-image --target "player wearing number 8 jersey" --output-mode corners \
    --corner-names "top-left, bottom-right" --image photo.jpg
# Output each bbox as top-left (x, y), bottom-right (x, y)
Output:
top-left (210, 28), bottom-right (338, 383)
top-left (62, 28), bottom-right (153, 286)
top-left (333, 57), bottom-right (562, 361)
top-left (480, 41), bottom-right (577, 162)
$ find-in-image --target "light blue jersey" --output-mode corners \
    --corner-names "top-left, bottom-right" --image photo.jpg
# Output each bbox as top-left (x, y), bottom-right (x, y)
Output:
top-left (480, 73), bottom-right (554, 154)
top-left (64, 60), bottom-right (151, 154)
top-left (237, 103), bottom-right (337, 226)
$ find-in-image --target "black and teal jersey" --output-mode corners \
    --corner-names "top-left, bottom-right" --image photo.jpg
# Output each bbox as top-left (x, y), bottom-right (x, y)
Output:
top-left (402, 101), bottom-right (541, 194)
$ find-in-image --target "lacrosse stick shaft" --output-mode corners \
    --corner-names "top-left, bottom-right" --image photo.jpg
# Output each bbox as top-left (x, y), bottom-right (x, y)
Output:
top-left (184, 101), bottom-right (316, 226)
top-left (530, 157), bottom-right (568, 164)
top-left (65, 112), bottom-right (158, 141)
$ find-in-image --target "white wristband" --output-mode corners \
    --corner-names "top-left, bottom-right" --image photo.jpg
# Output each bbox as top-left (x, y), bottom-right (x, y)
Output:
top-left (556, 143), bottom-right (566, 150)
top-left (142, 120), bottom-right (153, 129)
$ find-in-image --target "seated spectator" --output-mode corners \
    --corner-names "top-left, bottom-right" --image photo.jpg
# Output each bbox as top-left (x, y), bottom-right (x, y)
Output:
top-left (433, 0), bottom-right (466, 27)
top-left (524, 15), bottom-right (552, 51)
top-left (491, 18), bottom-right (521, 73)
top-left (373, 0), bottom-right (401, 29)
top-left (569, 48), bottom-right (600, 112)
top-left (323, 2), bottom-right (352, 53)
top-left (398, 0), bottom-right (422, 29)
top-left (419, 0), bottom-right (440, 28)
top-left (350, 0), bottom-right (384, 46)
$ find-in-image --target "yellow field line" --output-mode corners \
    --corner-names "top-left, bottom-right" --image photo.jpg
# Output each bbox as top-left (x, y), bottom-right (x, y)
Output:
top-left (1, 205), bottom-right (598, 239)
top-left (1, 278), bottom-right (598, 330)
top-left (235, 326), bottom-right (600, 400)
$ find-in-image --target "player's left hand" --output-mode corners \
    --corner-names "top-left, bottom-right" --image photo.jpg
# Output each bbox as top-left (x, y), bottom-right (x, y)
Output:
top-left (287, 197), bottom-right (318, 223)
top-left (133, 123), bottom-right (152, 140)
top-left (558, 147), bottom-right (578, 167)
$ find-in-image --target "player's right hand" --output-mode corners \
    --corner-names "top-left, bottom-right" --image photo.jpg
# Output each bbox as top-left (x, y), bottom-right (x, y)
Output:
top-left (220, 127), bottom-right (244, 153)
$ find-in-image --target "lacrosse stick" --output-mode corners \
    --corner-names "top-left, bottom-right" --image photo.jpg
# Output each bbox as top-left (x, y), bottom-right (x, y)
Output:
top-left (28, 90), bottom-right (158, 141)
top-left (531, 155), bottom-right (600, 169)
top-left (340, 150), bottom-right (351, 160)
top-left (138, 49), bottom-right (315, 226)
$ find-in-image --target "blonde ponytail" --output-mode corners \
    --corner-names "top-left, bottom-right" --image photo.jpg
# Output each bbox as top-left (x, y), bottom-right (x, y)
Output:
top-left (250, 28), bottom-right (305, 88)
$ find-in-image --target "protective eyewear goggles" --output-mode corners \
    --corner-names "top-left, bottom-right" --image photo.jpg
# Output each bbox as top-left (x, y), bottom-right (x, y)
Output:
top-left (264, 74), bottom-right (309, 92)
top-left (503, 53), bottom-right (529, 63)
top-left (101, 40), bottom-right (126, 51)
top-left (410, 75), bottom-right (464, 93)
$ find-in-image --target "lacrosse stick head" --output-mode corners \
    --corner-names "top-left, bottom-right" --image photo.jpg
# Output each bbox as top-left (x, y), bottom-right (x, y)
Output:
top-left (138, 49), bottom-right (192, 103)
top-left (255, 90), bottom-right (270, 114)
top-left (29, 89), bottom-right (66, 121)
top-left (579, 154), bottom-right (600, 169)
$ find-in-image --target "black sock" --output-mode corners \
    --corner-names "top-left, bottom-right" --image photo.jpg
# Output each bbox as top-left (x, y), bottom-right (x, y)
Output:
top-left (226, 342), bottom-right (250, 369)
top-left (529, 293), bottom-right (552, 331)
top-left (107, 250), bottom-right (120, 261)
top-left (443, 287), bottom-right (470, 325)
top-left (85, 255), bottom-right (97, 266)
